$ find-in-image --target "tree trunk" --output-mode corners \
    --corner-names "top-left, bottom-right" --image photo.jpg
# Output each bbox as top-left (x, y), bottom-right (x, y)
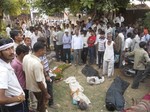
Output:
top-left (0, 9), bottom-right (3, 32)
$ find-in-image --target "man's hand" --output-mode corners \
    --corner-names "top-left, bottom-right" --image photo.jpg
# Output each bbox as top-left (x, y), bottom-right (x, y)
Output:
top-left (46, 75), bottom-right (51, 81)
top-left (17, 93), bottom-right (25, 102)
top-left (45, 93), bottom-right (51, 100)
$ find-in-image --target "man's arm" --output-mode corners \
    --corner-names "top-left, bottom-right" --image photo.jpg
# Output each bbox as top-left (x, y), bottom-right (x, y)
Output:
top-left (125, 50), bottom-right (135, 57)
top-left (34, 64), bottom-right (50, 99)
top-left (144, 52), bottom-right (150, 63)
top-left (37, 82), bottom-right (50, 99)
top-left (0, 89), bottom-right (25, 105)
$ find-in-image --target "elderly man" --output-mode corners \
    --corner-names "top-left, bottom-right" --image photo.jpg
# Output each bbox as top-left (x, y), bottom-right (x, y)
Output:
top-left (0, 37), bottom-right (25, 112)
top-left (103, 33), bottom-right (115, 78)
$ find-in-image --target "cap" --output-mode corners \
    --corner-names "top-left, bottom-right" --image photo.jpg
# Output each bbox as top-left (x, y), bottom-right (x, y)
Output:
top-left (88, 17), bottom-right (91, 19)
top-left (64, 29), bottom-right (69, 32)
top-left (24, 31), bottom-right (32, 38)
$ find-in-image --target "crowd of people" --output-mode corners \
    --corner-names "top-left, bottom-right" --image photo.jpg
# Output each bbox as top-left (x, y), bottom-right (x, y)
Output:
top-left (0, 13), bottom-right (150, 112)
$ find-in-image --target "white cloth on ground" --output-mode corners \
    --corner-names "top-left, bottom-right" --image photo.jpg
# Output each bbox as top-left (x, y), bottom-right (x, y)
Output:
top-left (87, 76), bottom-right (104, 85)
top-left (64, 76), bottom-right (91, 105)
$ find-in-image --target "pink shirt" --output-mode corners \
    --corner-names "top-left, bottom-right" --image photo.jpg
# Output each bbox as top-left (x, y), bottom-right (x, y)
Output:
top-left (11, 58), bottom-right (26, 89)
top-left (143, 94), bottom-right (150, 100)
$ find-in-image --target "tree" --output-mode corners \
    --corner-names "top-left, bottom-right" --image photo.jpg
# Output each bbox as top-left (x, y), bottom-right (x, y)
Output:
top-left (144, 12), bottom-right (150, 30)
top-left (34, 0), bottom-right (71, 16)
top-left (34, 0), bottom-right (130, 16)
top-left (0, 0), bottom-right (30, 31)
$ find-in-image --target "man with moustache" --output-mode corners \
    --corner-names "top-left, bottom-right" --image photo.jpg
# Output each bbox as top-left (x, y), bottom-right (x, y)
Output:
top-left (0, 37), bottom-right (25, 112)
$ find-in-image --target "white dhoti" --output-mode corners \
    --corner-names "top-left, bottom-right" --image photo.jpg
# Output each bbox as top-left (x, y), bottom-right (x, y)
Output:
top-left (103, 60), bottom-right (114, 77)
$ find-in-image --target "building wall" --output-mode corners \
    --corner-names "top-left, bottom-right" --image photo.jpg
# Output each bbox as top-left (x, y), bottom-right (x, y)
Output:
top-left (124, 9), bottom-right (150, 25)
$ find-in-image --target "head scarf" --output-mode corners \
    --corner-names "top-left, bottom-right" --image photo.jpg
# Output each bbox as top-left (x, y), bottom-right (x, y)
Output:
top-left (0, 43), bottom-right (14, 51)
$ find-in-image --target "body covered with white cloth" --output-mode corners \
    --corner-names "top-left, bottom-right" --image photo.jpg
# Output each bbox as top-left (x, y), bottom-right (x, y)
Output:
top-left (64, 76), bottom-right (91, 105)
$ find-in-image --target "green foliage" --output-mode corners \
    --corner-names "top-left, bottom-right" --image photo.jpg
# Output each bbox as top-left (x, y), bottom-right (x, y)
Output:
top-left (80, 0), bottom-right (94, 9)
top-left (34, 0), bottom-right (130, 15)
top-left (143, 12), bottom-right (150, 30)
top-left (34, 0), bottom-right (71, 15)
top-left (2, 0), bottom-right (21, 16)
top-left (0, 0), bottom-right (30, 31)
top-left (0, 20), bottom-right (7, 38)
top-left (0, 0), bottom-right (30, 16)
top-left (69, 0), bottom-right (82, 14)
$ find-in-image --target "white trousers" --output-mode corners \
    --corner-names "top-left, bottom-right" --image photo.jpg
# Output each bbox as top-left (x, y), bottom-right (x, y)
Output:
top-left (103, 60), bottom-right (114, 77)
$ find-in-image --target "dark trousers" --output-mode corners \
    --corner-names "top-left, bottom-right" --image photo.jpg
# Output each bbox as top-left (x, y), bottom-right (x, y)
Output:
top-left (63, 48), bottom-right (71, 63)
top-left (98, 51), bottom-right (104, 68)
top-left (46, 76), bottom-right (54, 106)
top-left (24, 89), bottom-right (29, 112)
top-left (93, 45), bottom-right (97, 59)
top-left (88, 46), bottom-right (95, 64)
top-left (2, 102), bottom-right (26, 112)
top-left (33, 92), bottom-right (46, 112)
top-left (141, 64), bottom-right (150, 81)
top-left (47, 37), bottom-right (50, 49)
top-left (53, 41), bottom-right (56, 51)
top-left (131, 70), bottom-right (144, 89)
top-left (81, 47), bottom-right (88, 64)
top-left (56, 45), bottom-right (63, 61)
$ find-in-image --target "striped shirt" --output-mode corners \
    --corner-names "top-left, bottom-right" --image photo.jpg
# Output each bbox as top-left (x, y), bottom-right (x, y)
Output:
top-left (39, 55), bottom-right (49, 72)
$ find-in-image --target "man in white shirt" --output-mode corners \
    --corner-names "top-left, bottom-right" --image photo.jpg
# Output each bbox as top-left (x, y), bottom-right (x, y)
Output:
top-left (124, 32), bottom-right (134, 52)
top-left (113, 13), bottom-right (124, 27)
top-left (55, 26), bottom-right (64, 61)
top-left (0, 37), bottom-right (25, 112)
top-left (71, 29), bottom-right (83, 65)
top-left (31, 27), bottom-right (40, 48)
top-left (6, 24), bottom-right (11, 37)
top-left (21, 21), bottom-right (27, 33)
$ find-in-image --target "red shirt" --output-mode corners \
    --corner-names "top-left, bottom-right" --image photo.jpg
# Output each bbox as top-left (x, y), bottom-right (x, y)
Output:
top-left (87, 35), bottom-right (96, 47)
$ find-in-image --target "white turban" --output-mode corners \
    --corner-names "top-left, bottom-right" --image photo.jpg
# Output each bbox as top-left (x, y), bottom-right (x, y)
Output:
top-left (0, 43), bottom-right (14, 51)
top-left (24, 31), bottom-right (32, 38)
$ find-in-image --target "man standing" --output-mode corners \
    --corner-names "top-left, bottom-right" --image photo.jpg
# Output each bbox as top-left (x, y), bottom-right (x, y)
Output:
top-left (0, 37), bottom-right (25, 112)
top-left (71, 29), bottom-right (83, 65)
top-left (103, 33), bottom-right (115, 78)
top-left (11, 44), bottom-right (30, 112)
top-left (125, 41), bottom-right (150, 89)
top-left (62, 29), bottom-right (72, 64)
top-left (23, 42), bottom-right (50, 112)
top-left (10, 30), bottom-right (23, 52)
top-left (6, 24), bottom-right (11, 37)
top-left (37, 37), bottom-right (56, 108)
top-left (87, 30), bottom-right (96, 64)
top-left (114, 30), bottom-right (122, 68)
top-left (113, 13), bottom-right (124, 27)
top-left (55, 26), bottom-right (64, 61)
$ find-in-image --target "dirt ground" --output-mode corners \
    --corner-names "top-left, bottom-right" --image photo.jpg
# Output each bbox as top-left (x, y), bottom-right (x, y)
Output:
top-left (47, 61), bottom-right (150, 112)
